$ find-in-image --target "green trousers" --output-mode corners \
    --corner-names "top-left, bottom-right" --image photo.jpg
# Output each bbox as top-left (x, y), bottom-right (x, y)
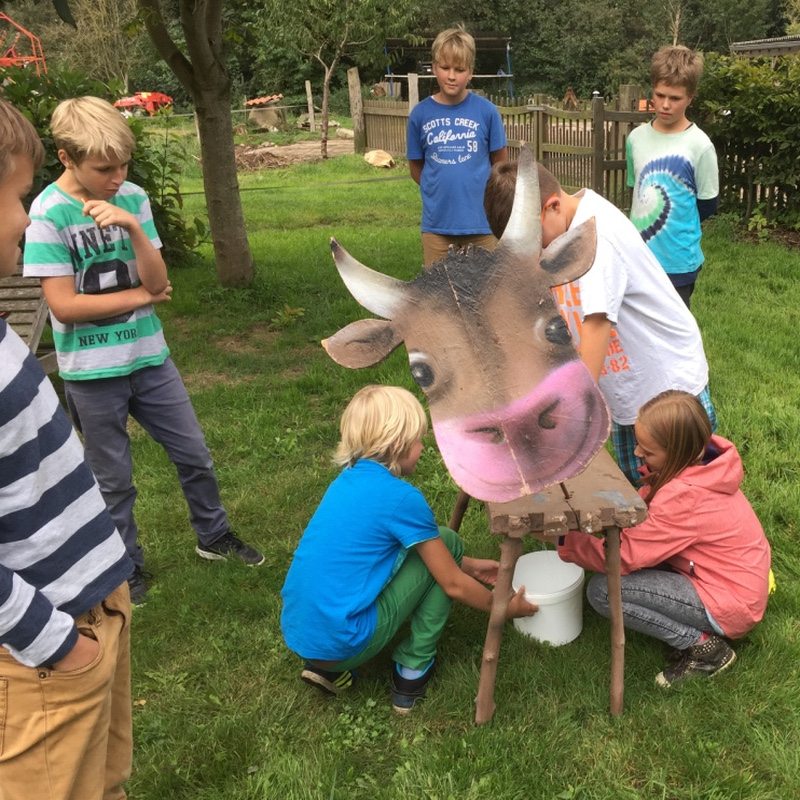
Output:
top-left (333, 527), bottom-right (463, 672)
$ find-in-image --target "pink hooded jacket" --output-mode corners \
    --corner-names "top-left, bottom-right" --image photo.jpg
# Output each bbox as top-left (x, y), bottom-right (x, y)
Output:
top-left (558, 435), bottom-right (771, 639)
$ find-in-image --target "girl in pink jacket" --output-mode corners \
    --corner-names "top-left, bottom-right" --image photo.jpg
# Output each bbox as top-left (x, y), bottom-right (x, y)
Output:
top-left (557, 390), bottom-right (771, 687)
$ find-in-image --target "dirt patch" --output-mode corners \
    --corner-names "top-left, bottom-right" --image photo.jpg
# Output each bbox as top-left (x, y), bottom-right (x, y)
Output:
top-left (737, 225), bottom-right (800, 249)
top-left (235, 138), bottom-right (355, 170)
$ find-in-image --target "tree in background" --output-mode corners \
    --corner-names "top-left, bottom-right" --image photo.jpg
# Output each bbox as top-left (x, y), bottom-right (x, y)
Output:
top-left (787, 0), bottom-right (800, 33)
top-left (259, 0), bottom-right (424, 158)
top-left (36, 0), bottom-right (145, 90)
top-left (138, 0), bottom-right (254, 287)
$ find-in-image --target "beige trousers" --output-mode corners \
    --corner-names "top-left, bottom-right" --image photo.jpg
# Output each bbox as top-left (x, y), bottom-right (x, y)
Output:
top-left (421, 232), bottom-right (498, 268)
top-left (0, 581), bottom-right (132, 800)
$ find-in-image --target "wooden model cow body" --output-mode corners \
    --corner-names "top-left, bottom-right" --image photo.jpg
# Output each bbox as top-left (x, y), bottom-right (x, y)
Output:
top-left (323, 147), bottom-right (610, 502)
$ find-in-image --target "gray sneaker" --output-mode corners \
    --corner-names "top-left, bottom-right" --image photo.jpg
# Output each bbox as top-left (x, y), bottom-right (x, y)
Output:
top-left (195, 531), bottom-right (265, 565)
top-left (656, 635), bottom-right (737, 688)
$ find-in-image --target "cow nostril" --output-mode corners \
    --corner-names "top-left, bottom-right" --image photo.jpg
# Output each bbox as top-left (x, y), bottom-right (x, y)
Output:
top-left (538, 399), bottom-right (560, 429)
top-left (471, 426), bottom-right (506, 445)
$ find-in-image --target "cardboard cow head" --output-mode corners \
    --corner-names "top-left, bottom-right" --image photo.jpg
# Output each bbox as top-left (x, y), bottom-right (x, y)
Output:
top-left (323, 146), bottom-right (610, 502)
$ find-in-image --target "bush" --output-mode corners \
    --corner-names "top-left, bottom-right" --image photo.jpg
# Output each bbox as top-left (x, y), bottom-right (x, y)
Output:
top-left (696, 53), bottom-right (800, 230)
top-left (2, 63), bottom-right (205, 265)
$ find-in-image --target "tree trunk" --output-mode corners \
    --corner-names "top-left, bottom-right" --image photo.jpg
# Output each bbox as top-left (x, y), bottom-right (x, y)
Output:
top-left (139, 0), bottom-right (254, 287)
top-left (195, 89), bottom-right (254, 287)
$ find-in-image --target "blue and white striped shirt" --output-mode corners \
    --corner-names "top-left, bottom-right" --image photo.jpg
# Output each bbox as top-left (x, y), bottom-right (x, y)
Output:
top-left (0, 320), bottom-right (131, 667)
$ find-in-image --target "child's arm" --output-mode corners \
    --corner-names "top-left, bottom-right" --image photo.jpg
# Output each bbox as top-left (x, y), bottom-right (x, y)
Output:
top-left (578, 313), bottom-right (612, 381)
top-left (82, 199), bottom-right (169, 294)
top-left (490, 147), bottom-right (508, 166)
top-left (41, 275), bottom-right (172, 325)
top-left (416, 538), bottom-right (537, 619)
top-left (409, 158), bottom-right (424, 186)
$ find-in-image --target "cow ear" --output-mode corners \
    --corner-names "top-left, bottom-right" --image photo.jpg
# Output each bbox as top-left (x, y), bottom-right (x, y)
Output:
top-left (322, 319), bottom-right (404, 368)
top-left (540, 217), bottom-right (598, 287)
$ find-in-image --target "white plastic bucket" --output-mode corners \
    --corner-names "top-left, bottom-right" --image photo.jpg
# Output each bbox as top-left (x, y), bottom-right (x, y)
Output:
top-left (512, 551), bottom-right (585, 646)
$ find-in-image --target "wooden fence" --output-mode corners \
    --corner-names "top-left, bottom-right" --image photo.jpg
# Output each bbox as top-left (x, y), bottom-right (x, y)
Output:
top-left (348, 68), bottom-right (649, 211)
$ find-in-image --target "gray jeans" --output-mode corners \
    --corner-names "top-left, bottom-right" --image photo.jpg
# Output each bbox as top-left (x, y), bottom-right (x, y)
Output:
top-left (65, 358), bottom-right (229, 567)
top-left (586, 568), bottom-right (714, 650)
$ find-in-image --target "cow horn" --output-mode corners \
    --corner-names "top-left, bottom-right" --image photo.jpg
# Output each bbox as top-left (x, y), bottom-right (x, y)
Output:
top-left (331, 239), bottom-right (408, 319)
top-left (495, 144), bottom-right (542, 257)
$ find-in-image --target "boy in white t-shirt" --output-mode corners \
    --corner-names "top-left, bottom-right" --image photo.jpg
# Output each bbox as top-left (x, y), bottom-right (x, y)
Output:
top-left (483, 155), bottom-right (716, 484)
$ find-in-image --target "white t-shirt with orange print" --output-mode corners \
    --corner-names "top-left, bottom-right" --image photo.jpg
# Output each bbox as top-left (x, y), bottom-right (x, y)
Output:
top-left (553, 188), bottom-right (709, 425)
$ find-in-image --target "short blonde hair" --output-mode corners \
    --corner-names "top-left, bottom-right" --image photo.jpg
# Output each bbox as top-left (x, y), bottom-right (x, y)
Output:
top-left (650, 45), bottom-right (704, 97)
top-left (483, 159), bottom-right (562, 238)
top-left (333, 385), bottom-right (428, 476)
top-left (51, 96), bottom-right (136, 164)
top-left (0, 98), bottom-right (44, 181)
top-left (432, 25), bottom-right (475, 71)
top-left (636, 390), bottom-right (711, 503)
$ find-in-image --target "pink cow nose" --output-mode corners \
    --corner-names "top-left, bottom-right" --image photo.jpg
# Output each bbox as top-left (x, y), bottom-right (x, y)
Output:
top-left (432, 362), bottom-right (610, 502)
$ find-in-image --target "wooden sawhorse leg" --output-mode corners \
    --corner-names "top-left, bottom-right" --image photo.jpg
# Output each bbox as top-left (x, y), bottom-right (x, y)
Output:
top-left (475, 533), bottom-right (521, 724)
top-left (604, 525), bottom-right (625, 716)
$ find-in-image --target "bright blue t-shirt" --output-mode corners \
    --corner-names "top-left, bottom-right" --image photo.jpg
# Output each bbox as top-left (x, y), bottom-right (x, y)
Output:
top-left (407, 92), bottom-right (507, 235)
top-left (280, 459), bottom-right (440, 661)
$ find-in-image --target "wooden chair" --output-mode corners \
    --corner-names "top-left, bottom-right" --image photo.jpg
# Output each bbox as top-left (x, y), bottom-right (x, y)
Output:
top-left (0, 267), bottom-right (58, 373)
top-left (449, 447), bottom-right (647, 724)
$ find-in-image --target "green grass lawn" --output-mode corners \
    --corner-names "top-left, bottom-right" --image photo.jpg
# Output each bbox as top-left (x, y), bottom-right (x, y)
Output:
top-left (122, 155), bottom-right (800, 799)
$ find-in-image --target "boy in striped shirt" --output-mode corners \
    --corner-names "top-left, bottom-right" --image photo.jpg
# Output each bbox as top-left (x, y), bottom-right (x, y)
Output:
top-left (24, 97), bottom-right (264, 604)
top-left (0, 98), bottom-right (133, 799)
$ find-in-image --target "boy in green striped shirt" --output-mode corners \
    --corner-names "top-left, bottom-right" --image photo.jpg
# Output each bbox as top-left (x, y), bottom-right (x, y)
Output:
top-left (24, 97), bottom-right (264, 605)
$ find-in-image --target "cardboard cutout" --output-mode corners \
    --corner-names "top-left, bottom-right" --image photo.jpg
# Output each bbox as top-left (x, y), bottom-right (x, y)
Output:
top-left (323, 146), bottom-right (610, 502)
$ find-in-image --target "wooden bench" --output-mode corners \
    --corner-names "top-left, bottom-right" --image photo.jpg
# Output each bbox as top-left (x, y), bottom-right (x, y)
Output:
top-left (0, 268), bottom-right (58, 374)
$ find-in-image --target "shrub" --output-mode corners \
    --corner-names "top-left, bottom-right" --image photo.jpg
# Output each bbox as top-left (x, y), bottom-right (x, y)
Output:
top-left (2, 63), bottom-right (205, 265)
top-left (696, 53), bottom-right (800, 230)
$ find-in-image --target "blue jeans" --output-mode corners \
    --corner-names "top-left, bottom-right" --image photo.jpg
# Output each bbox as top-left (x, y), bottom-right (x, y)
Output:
top-left (64, 358), bottom-right (230, 567)
top-left (332, 527), bottom-right (464, 673)
top-left (586, 568), bottom-right (714, 650)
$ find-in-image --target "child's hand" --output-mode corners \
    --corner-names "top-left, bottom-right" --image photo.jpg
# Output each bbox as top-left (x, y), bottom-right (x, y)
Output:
top-left (51, 632), bottom-right (100, 672)
top-left (146, 280), bottom-right (172, 305)
top-left (82, 199), bottom-right (137, 231)
top-left (462, 556), bottom-right (500, 586)
top-left (505, 586), bottom-right (538, 619)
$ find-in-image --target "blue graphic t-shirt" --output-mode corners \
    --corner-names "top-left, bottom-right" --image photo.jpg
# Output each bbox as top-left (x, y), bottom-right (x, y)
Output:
top-left (407, 92), bottom-right (507, 235)
top-left (626, 122), bottom-right (718, 276)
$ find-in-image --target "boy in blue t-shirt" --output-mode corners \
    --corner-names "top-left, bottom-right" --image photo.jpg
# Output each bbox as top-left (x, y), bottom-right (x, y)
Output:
top-left (407, 25), bottom-right (508, 267)
top-left (626, 45), bottom-right (719, 308)
top-left (281, 385), bottom-right (536, 712)
top-left (24, 96), bottom-right (264, 604)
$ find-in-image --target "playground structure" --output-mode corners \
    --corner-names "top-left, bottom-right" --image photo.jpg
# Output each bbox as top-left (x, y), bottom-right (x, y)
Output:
top-left (0, 12), bottom-right (47, 75)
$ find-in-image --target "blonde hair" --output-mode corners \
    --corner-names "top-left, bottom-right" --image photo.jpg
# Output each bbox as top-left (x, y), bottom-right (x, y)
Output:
top-left (51, 96), bottom-right (136, 164)
top-left (483, 159), bottom-right (562, 238)
top-left (431, 25), bottom-right (475, 71)
top-left (333, 385), bottom-right (428, 476)
top-left (650, 45), bottom-right (704, 97)
top-left (637, 390), bottom-right (711, 503)
top-left (0, 98), bottom-right (44, 181)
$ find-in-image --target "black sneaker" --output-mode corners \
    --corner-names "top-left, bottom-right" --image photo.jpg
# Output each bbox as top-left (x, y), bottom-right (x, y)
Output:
top-left (391, 660), bottom-right (435, 714)
top-left (127, 567), bottom-right (151, 606)
top-left (656, 634), bottom-right (737, 688)
top-left (195, 531), bottom-right (264, 565)
top-left (301, 663), bottom-right (357, 695)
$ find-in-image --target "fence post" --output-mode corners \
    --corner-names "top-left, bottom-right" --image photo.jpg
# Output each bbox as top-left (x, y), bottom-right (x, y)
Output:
top-left (408, 73), bottom-right (419, 111)
top-left (347, 67), bottom-right (366, 154)
top-left (592, 94), bottom-right (605, 195)
top-left (305, 80), bottom-right (316, 133)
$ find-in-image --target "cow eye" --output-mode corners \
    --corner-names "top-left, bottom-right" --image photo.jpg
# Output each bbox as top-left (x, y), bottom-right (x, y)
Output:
top-left (544, 315), bottom-right (572, 346)
top-left (410, 358), bottom-right (435, 389)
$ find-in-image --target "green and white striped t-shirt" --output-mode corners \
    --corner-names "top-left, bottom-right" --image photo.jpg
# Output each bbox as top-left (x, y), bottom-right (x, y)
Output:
top-left (24, 182), bottom-right (170, 380)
